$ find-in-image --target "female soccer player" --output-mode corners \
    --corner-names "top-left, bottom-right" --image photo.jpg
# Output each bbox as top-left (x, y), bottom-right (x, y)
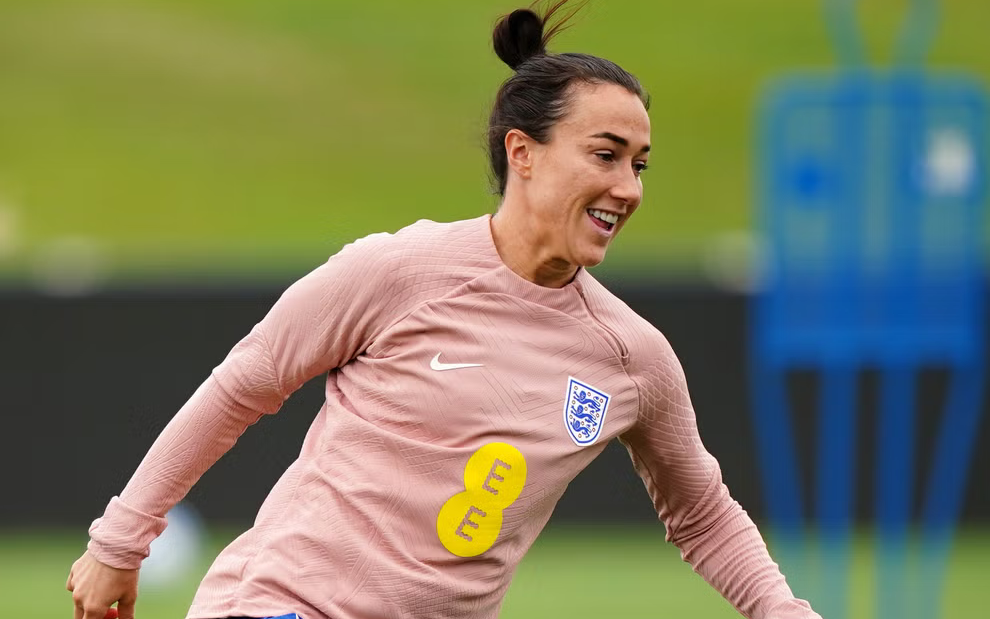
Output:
top-left (67, 3), bottom-right (821, 619)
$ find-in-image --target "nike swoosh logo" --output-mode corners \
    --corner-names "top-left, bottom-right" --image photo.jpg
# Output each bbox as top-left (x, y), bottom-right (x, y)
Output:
top-left (430, 353), bottom-right (483, 371)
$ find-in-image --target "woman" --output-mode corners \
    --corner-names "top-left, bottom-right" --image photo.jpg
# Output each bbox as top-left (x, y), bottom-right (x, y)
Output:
top-left (67, 3), bottom-right (821, 619)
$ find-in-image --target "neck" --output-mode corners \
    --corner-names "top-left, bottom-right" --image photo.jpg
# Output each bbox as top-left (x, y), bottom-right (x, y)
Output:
top-left (490, 197), bottom-right (578, 289)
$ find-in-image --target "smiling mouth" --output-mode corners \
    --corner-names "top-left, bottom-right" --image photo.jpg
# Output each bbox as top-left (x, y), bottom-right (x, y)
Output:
top-left (587, 209), bottom-right (618, 232)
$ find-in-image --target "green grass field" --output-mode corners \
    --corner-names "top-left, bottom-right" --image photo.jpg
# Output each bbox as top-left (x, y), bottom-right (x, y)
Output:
top-left (4, 525), bottom-right (986, 618)
top-left (1, 0), bottom-right (989, 282)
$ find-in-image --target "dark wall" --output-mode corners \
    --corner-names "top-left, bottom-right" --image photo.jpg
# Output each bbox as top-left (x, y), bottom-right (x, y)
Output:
top-left (1, 283), bottom-right (986, 528)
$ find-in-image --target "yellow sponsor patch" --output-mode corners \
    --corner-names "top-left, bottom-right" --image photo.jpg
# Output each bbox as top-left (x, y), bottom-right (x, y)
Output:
top-left (437, 442), bottom-right (527, 557)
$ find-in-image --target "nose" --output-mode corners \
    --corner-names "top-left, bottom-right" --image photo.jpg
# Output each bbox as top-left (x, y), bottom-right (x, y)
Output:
top-left (609, 166), bottom-right (642, 208)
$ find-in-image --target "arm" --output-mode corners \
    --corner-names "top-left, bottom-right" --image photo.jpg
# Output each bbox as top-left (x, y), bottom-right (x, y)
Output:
top-left (620, 343), bottom-right (820, 619)
top-left (86, 232), bottom-right (400, 569)
top-left (85, 324), bottom-right (282, 568)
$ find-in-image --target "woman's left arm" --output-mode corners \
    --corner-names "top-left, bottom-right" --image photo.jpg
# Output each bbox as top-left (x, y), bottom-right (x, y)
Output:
top-left (620, 341), bottom-right (821, 619)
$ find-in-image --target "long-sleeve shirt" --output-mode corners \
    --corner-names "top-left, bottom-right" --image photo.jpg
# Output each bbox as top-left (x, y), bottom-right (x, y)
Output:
top-left (88, 214), bottom-right (820, 619)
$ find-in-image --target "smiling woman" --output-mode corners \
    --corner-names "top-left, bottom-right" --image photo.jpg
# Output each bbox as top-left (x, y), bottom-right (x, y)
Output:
top-left (67, 3), bottom-right (821, 619)
top-left (491, 80), bottom-right (652, 286)
top-left (485, 5), bottom-right (653, 287)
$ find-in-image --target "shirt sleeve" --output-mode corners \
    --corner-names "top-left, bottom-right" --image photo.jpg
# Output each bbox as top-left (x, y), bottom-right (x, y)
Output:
top-left (620, 340), bottom-right (821, 619)
top-left (88, 232), bottom-right (403, 569)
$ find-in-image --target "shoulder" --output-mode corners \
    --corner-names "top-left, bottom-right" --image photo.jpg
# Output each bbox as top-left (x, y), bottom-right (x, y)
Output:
top-left (578, 274), bottom-right (672, 356)
top-left (320, 215), bottom-right (500, 306)
top-left (260, 216), bottom-right (499, 365)
top-left (337, 216), bottom-right (492, 267)
top-left (578, 274), bottom-right (683, 392)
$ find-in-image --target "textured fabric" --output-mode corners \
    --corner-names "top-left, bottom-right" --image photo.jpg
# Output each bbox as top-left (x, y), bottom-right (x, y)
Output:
top-left (88, 215), bottom-right (819, 619)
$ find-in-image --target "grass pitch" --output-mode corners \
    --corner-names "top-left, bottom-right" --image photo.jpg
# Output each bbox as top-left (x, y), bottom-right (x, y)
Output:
top-left (4, 524), bottom-right (987, 618)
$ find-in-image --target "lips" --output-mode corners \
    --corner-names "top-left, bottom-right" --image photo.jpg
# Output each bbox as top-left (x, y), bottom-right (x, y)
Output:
top-left (587, 209), bottom-right (617, 232)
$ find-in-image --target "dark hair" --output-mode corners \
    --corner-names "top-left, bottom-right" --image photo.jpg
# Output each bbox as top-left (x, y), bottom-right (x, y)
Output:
top-left (487, 1), bottom-right (649, 196)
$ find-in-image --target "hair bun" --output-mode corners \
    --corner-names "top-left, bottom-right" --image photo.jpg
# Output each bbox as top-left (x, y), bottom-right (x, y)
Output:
top-left (493, 9), bottom-right (546, 70)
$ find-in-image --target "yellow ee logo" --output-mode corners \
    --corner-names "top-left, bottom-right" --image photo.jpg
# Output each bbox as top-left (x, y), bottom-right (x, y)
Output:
top-left (436, 442), bottom-right (527, 557)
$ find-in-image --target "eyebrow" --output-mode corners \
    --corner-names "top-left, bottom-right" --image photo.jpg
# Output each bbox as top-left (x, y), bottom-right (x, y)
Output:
top-left (590, 132), bottom-right (650, 153)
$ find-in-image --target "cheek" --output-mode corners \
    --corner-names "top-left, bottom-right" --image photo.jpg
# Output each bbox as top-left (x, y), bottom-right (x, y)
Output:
top-left (535, 154), bottom-right (600, 220)
top-left (539, 177), bottom-right (581, 215)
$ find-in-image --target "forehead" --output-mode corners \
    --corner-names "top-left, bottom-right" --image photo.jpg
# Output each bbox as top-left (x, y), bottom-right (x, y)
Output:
top-left (555, 82), bottom-right (651, 143)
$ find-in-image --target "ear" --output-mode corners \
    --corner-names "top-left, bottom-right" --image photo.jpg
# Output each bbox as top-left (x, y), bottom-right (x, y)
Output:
top-left (504, 129), bottom-right (535, 181)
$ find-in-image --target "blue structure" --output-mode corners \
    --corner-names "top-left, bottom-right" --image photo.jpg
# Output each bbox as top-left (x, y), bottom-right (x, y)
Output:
top-left (750, 1), bottom-right (986, 618)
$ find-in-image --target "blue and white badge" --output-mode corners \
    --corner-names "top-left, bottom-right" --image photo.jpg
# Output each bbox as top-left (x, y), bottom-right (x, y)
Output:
top-left (563, 377), bottom-right (611, 446)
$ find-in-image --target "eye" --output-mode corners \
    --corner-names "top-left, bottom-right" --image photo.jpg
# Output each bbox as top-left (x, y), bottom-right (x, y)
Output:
top-left (633, 162), bottom-right (649, 176)
top-left (595, 152), bottom-right (615, 163)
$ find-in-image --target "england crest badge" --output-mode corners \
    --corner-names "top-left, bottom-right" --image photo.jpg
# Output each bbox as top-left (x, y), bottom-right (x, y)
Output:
top-left (563, 377), bottom-right (611, 446)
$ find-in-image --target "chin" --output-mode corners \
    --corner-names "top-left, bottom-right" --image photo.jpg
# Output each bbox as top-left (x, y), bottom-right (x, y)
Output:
top-left (576, 251), bottom-right (608, 268)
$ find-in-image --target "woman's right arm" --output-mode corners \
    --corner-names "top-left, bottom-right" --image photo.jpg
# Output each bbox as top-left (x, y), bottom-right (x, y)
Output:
top-left (67, 321), bottom-right (283, 619)
top-left (67, 232), bottom-right (402, 619)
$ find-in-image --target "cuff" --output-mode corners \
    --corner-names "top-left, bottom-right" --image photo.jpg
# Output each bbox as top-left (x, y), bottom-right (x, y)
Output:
top-left (765, 598), bottom-right (823, 619)
top-left (87, 496), bottom-right (168, 570)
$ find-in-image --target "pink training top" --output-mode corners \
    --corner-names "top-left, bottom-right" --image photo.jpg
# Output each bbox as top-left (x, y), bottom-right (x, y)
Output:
top-left (88, 215), bottom-right (820, 619)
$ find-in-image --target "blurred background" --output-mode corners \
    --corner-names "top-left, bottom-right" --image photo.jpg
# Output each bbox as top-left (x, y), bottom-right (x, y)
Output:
top-left (0, 0), bottom-right (987, 617)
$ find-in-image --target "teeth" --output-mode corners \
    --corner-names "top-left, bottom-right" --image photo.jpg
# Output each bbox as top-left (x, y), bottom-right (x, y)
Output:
top-left (588, 209), bottom-right (619, 225)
